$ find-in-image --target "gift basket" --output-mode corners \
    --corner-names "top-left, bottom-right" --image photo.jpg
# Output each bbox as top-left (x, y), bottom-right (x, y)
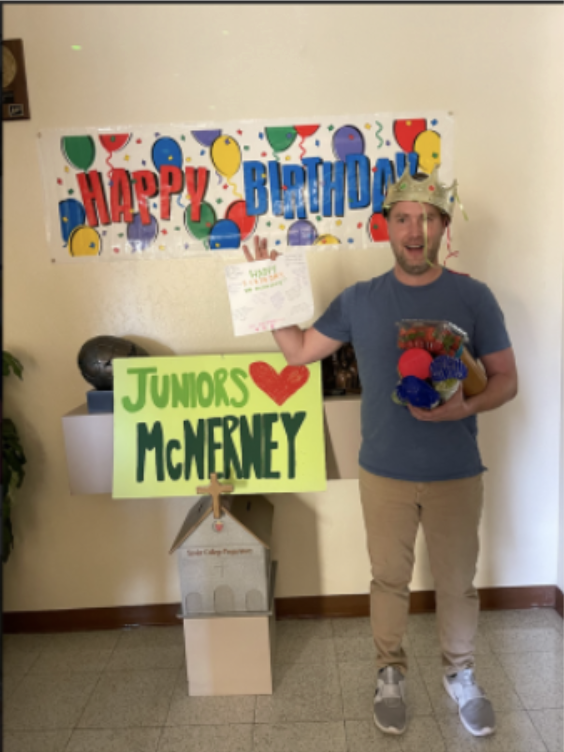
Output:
top-left (392, 320), bottom-right (487, 409)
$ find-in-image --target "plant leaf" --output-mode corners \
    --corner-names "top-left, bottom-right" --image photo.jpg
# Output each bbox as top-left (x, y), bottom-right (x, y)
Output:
top-left (3, 351), bottom-right (24, 379)
top-left (2, 351), bottom-right (26, 564)
top-left (2, 498), bottom-right (14, 563)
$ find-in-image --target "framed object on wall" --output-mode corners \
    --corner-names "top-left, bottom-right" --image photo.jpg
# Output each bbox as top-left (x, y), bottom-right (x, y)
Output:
top-left (3, 39), bottom-right (30, 121)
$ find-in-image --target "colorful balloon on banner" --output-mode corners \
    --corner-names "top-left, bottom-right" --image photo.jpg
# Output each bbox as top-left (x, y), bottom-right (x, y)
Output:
top-left (414, 131), bottom-right (441, 174)
top-left (99, 134), bottom-right (132, 180)
top-left (191, 129), bottom-right (222, 148)
top-left (367, 213), bottom-right (389, 242)
top-left (61, 136), bottom-right (96, 171)
top-left (209, 219), bottom-right (241, 250)
top-left (184, 201), bottom-right (217, 241)
top-left (225, 200), bottom-right (257, 241)
top-left (99, 133), bottom-right (131, 154)
top-left (294, 125), bottom-right (319, 140)
top-left (314, 234), bottom-right (341, 246)
top-left (210, 135), bottom-right (241, 179)
top-left (59, 199), bottom-right (86, 244)
top-left (126, 212), bottom-right (159, 252)
top-left (294, 125), bottom-right (320, 159)
top-left (265, 127), bottom-right (298, 154)
top-left (68, 226), bottom-right (101, 257)
top-left (393, 119), bottom-right (427, 152)
top-left (332, 125), bottom-right (365, 162)
top-left (151, 137), bottom-right (183, 171)
top-left (288, 219), bottom-right (318, 246)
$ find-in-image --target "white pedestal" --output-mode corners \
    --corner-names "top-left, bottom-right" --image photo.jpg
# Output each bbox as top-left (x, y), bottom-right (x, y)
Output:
top-left (324, 395), bottom-right (361, 479)
top-left (181, 562), bottom-right (277, 696)
top-left (61, 397), bottom-right (362, 497)
top-left (182, 610), bottom-right (275, 696)
top-left (61, 404), bottom-right (112, 494)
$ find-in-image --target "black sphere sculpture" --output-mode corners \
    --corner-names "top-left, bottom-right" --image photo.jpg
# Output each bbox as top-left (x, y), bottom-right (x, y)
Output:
top-left (78, 336), bottom-right (149, 391)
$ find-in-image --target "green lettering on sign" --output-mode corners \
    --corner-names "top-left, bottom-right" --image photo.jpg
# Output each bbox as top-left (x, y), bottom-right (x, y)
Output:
top-left (183, 419), bottom-right (205, 480)
top-left (113, 354), bottom-right (325, 496)
top-left (123, 367), bottom-right (158, 413)
top-left (240, 413), bottom-right (262, 479)
top-left (137, 421), bottom-right (164, 481)
top-left (282, 411), bottom-right (306, 478)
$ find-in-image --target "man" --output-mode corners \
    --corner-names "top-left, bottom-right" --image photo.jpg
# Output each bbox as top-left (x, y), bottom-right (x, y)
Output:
top-left (242, 165), bottom-right (518, 738)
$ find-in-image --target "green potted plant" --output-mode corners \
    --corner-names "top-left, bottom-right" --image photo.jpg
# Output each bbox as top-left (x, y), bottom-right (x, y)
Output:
top-left (2, 351), bottom-right (26, 563)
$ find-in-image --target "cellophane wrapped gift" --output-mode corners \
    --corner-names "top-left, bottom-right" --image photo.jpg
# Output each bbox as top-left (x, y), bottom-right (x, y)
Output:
top-left (393, 320), bottom-right (469, 409)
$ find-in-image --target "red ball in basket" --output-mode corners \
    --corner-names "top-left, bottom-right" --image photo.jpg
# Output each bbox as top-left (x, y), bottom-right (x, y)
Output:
top-left (398, 349), bottom-right (433, 380)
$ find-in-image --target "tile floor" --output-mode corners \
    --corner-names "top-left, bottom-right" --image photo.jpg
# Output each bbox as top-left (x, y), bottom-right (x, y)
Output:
top-left (3, 608), bottom-right (563, 752)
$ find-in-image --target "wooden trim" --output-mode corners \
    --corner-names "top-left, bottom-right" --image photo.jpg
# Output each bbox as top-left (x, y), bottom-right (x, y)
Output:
top-left (409, 590), bottom-right (436, 613)
top-left (2, 603), bottom-right (181, 633)
top-left (275, 586), bottom-right (559, 620)
top-left (3, 586), bottom-right (562, 633)
top-left (477, 585), bottom-right (557, 611)
top-left (555, 587), bottom-right (563, 618)
top-left (276, 594), bottom-right (369, 619)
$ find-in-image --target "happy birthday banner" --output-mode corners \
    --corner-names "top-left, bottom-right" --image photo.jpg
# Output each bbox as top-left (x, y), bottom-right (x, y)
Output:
top-left (37, 113), bottom-right (453, 263)
top-left (112, 353), bottom-right (326, 497)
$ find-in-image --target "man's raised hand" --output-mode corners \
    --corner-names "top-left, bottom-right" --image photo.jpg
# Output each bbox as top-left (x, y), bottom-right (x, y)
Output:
top-left (242, 236), bottom-right (280, 263)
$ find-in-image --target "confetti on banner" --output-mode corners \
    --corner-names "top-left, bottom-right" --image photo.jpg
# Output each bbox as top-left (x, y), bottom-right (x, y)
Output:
top-left (375, 121), bottom-right (384, 148)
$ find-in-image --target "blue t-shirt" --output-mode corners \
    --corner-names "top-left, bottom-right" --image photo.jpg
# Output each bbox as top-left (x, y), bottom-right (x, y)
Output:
top-left (314, 269), bottom-right (512, 482)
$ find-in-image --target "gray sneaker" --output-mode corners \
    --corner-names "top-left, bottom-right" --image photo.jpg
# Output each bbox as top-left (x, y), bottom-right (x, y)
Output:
top-left (373, 666), bottom-right (407, 735)
top-left (443, 668), bottom-right (496, 736)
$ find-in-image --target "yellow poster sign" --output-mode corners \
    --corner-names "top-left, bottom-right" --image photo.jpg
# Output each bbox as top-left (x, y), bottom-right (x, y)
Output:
top-left (112, 353), bottom-right (326, 497)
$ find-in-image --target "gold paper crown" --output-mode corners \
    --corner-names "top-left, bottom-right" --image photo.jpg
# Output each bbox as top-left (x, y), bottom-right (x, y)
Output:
top-left (383, 164), bottom-right (458, 219)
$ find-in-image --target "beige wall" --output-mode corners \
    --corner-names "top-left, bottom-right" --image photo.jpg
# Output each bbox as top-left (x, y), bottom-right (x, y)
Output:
top-left (3, 5), bottom-right (563, 611)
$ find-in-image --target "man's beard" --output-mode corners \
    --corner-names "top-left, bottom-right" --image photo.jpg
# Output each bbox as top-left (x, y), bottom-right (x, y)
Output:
top-left (393, 245), bottom-right (440, 275)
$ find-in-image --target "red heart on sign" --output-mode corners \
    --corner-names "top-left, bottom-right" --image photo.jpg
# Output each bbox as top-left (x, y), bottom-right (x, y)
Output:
top-left (249, 362), bottom-right (310, 406)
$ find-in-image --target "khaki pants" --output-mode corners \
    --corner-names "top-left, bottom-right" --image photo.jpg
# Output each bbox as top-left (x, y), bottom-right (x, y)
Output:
top-left (359, 467), bottom-right (484, 676)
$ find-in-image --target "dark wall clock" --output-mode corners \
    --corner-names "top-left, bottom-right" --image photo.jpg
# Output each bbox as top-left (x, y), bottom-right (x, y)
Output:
top-left (3, 39), bottom-right (30, 121)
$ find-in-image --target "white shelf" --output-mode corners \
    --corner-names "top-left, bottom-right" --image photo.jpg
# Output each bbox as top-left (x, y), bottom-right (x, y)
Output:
top-left (61, 396), bottom-right (362, 495)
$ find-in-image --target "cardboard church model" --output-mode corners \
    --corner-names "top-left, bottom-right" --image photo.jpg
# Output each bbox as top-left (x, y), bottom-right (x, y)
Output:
top-left (169, 474), bottom-right (275, 617)
top-left (170, 474), bottom-right (277, 696)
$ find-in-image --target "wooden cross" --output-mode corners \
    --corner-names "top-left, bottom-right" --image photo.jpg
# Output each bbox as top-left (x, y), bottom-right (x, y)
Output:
top-left (196, 473), bottom-right (234, 519)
